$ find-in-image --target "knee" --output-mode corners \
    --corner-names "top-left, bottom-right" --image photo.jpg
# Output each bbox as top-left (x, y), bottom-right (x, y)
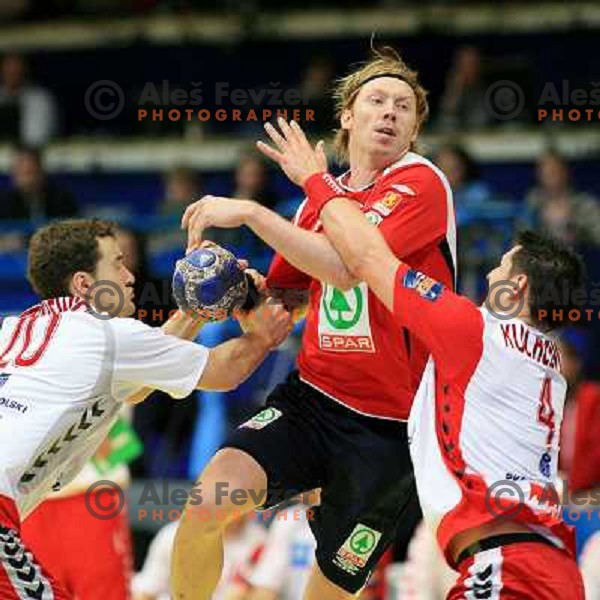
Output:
top-left (181, 448), bottom-right (267, 531)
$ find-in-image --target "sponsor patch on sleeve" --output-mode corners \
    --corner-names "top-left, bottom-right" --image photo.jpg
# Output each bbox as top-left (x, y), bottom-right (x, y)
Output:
top-left (372, 191), bottom-right (402, 216)
top-left (402, 269), bottom-right (444, 302)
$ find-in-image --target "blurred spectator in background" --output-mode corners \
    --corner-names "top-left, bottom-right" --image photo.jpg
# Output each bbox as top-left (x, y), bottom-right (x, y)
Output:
top-left (0, 146), bottom-right (77, 251)
top-left (132, 514), bottom-right (267, 600)
top-left (386, 521), bottom-right (455, 600)
top-left (0, 145), bottom-right (77, 221)
top-left (148, 166), bottom-right (200, 254)
top-left (247, 497), bottom-right (318, 600)
top-left (437, 46), bottom-right (491, 131)
top-left (526, 151), bottom-right (600, 247)
top-left (0, 53), bottom-right (58, 146)
top-left (233, 152), bottom-right (279, 209)
top-left (159, 165), bottom-right (200, 219)
top-left (558, 331), bottom-right (600, 496)
top-left (558, 330), bottom-right (600, 576)
top-left (297, 55), bottom-right (336, 136)
top-left (226, 152), bottom-right (279, 263)
top-left (434, 144), bottom-right (512, 300)
top-left (434, 144), bottom-right (495, 218)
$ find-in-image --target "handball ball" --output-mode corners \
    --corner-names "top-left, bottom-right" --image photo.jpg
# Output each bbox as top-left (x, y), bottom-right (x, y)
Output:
top-left (172, 246), bottom-right (249, 320)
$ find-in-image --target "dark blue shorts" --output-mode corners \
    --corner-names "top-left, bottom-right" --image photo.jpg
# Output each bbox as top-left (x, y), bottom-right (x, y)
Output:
top-left (224, 370), bottom-right (420, 593)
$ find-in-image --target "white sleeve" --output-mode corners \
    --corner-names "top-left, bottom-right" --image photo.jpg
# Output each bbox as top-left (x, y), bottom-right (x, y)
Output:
top-left (131, 522), bottom-right (178, 596)
top-left (248, 517), bottom-right (297, 591)
top-left (109, 318), bottom-right (209, 401)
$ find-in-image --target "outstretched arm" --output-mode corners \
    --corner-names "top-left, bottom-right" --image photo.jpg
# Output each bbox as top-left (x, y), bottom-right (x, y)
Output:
top-left (123, 301), bottom-right (292, 402)
top-left (319, 197), bottom-right (483, 379)
top-left (182, 197), bottom-right (358, 290)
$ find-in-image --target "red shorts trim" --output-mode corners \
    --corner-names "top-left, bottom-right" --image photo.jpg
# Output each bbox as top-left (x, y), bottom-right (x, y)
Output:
top-left (0, 495), bottom-right (20, 531)
top-left (1, 525), bottom-right (71, 599)
top-left (447, 541), bottom-right (584, 600)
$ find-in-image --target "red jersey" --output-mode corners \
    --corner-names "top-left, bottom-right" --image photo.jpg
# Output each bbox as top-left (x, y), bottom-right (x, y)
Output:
top-left (267, 152), bottom-right (456, 420)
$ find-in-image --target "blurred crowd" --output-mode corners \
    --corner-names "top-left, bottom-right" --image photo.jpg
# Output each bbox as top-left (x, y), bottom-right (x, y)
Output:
top-left (0, 41), bottom-right (588, 145)
top-left (0, 0), bottom-right (553, 22)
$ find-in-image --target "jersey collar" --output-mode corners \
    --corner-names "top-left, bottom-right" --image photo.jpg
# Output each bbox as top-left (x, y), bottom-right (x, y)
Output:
top-left (21, 297), bottom-right (89, 318)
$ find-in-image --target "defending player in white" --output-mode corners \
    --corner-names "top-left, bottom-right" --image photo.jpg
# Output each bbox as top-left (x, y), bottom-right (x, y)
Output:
top-left (0, 218), bottom-right (291, 599)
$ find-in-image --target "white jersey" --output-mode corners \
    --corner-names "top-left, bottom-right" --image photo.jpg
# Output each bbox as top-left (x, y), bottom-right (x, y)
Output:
top-left (249, 506), bottom-right (316, 600)
top-left (0, 297), bottom-right (208, 521)
top-left (391, 264), bottom-right (575, 565)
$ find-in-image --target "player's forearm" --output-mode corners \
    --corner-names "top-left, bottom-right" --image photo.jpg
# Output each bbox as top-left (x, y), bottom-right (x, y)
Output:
top-left (245, 202), bottom-right (357, 290)
top-left (197, 333), bottom-right (271, 392)
top-left (126, 311), bottom-right (206, 404)
top-left (320, 198), bottom-right (399, 310)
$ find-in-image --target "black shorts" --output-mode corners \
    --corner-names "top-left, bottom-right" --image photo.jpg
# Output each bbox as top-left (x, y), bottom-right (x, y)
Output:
top-left (224, 371), bottom-right (420, 594)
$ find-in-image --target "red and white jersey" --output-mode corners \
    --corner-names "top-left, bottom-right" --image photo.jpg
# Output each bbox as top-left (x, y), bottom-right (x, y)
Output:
top-left (0, 297), bottom-right (208, 523)
top-left (391, 263), bottom-right (575, 566)
top-left (267, 152), bottom-right (456, 420)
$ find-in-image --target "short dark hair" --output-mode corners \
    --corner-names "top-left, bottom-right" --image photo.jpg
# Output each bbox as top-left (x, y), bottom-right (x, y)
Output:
top-left (511, 230), bottom-right (585, 331)
top-left (28, 219), bottom-right (118, 299)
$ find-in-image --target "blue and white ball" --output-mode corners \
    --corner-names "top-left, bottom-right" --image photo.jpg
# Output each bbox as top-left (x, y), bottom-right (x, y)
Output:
top-left (172, 246), bottom-right (248, 320)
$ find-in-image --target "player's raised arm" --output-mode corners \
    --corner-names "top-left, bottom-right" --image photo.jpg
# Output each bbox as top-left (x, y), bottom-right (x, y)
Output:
top-left (319, 197), bottom-right (482, 379)
top-left (182, 195), bottom-right (357, 290)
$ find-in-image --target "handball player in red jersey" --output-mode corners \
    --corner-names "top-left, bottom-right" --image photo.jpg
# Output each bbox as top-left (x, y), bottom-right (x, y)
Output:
top-left (174, 47), bottom-right (456, 599)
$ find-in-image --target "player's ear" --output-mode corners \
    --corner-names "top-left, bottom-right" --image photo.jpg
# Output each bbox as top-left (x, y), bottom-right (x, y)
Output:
top-left (70, 271), bottom-right (94, 299)
top-left (514, 273), bottom-right (528, 298)
top-left (340, 108), bottom-right (353, 131)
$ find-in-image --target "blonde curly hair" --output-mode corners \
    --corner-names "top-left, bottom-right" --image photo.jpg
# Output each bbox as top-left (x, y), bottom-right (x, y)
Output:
top-left (333, 46), bottom-right (429, 163)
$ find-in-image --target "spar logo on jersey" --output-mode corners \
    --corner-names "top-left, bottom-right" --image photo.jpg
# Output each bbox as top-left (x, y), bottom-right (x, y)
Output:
top-left (333, 524), bottom-right (381, 575)
top-left (402, 269), bottom-right (444, 302)
top-left (318, 283), bottom-right (375, 352)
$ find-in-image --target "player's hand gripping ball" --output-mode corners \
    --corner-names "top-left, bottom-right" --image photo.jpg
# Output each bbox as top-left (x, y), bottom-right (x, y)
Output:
top-left (172, 245), bottom-right (257, 320)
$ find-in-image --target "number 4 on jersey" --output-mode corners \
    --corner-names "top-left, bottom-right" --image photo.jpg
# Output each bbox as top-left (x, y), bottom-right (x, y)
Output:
top-left (537, 376), bottom-right (555, 447)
